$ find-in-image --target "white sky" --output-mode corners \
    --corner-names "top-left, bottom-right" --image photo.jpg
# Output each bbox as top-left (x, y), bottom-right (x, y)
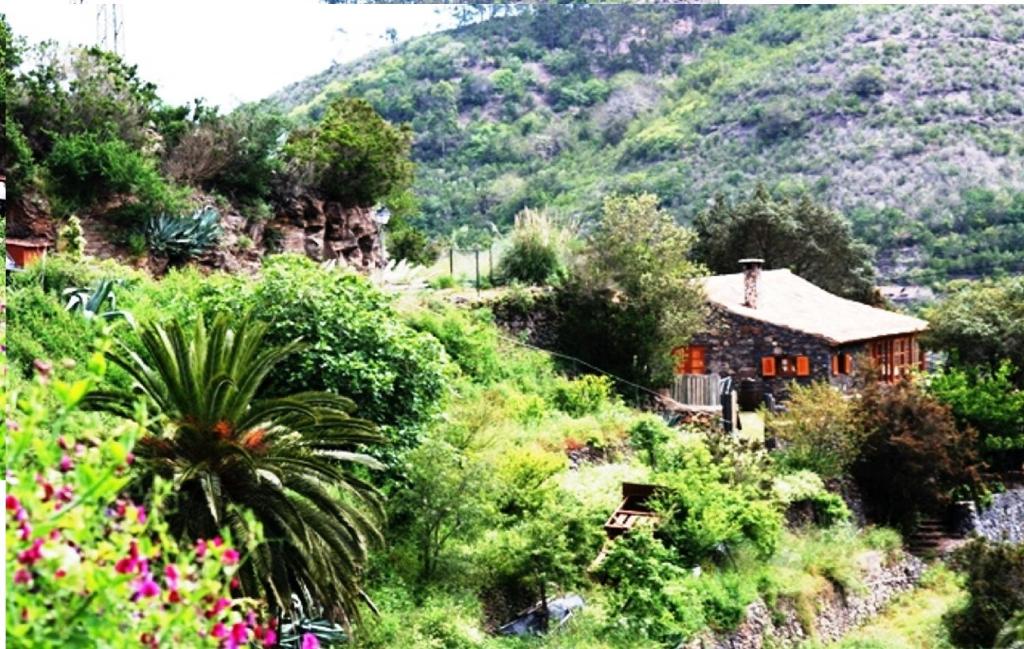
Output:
top-left (2, 1), bottom-right (461, 110)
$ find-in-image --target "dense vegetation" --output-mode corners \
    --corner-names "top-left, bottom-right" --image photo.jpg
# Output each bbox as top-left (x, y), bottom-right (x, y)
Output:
top-left (268, 4), bottom-right (1024, 283)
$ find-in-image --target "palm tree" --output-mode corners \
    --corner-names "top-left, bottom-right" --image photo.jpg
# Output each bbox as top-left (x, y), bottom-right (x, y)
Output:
top-left (84, 314), bottom-right (385, 627)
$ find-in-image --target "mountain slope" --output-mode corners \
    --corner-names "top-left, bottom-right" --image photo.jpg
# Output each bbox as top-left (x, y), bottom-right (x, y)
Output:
top-left (267, 5), bottom-right (1024, 282)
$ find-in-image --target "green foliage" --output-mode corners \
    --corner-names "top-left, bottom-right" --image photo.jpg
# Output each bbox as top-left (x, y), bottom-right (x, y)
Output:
top-left (996, 612), bottom-right (1024, 649)
top-left (6, 284), bottom-right (93, 378)
top-left (284, 97), bottom-right (414, 207)
top-left (187, 255), bottom-right (449, 438)
top-left (853, 378), bottom-right (983, 532)
top-left (44, 132), bottom-right (174, 215)
top-left (924, 277), bottom-right (1024, 382)
top-left (498, 208), bottom-right (572, 286)
top-left (928, 362), bottom-right (1024, 460)
top-left (946, 539), bottom-right (1024, 649)
top-left (628, 415), bottom-right (671, 469)
top-left (62, 278), bottom-right (134, 324)
top-left (694, 185), bottom-right (876, 301)
top-left (772, 471), bottom-right (850, 527)
top-left (769, 381), bottom-right (866, 480)
top-left (654, 437), bottom-right (784, 564)
top-left (405, 303), bottom-right (502, 383)
top-left (145, 206), bottom-right (223, 262)
top-left (557, 193), bottom-right (707, 388)
top-left (85, 314), bottom-right (385, 625)
top-left (551, 374), bottom-right (616, 417)
top-left (848, 66), bottom-right (887, 98)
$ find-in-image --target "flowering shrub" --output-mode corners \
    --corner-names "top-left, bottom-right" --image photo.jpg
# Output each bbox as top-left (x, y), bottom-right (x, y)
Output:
top-left (4, 355), bottom-right (282, 647)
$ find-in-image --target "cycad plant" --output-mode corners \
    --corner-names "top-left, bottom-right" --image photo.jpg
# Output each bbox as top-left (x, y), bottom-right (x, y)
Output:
top-left (84, 314), bottom-right (385, 627)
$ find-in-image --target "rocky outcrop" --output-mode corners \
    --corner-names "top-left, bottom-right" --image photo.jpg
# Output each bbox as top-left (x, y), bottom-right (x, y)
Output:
top-left (682, 553), bottom-right (925, 649)
top-left (271, 191), bottom-right (385, 271)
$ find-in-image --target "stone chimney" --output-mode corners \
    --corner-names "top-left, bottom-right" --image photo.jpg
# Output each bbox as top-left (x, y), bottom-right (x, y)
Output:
top-left (739, 258), bottom-right (764, 309)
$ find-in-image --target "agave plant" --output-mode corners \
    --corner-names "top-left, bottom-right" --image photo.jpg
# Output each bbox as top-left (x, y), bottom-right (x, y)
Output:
top-left (145, 205), bottom-right (223, 261)
top-left (63, 278), bottom-right (135, 324)
top-left (83, 314), bottom-right (385, 627)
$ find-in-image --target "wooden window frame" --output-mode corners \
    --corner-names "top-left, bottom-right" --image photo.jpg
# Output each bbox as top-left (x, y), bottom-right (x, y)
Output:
top-left (673, 345), bottom-right (707, 375)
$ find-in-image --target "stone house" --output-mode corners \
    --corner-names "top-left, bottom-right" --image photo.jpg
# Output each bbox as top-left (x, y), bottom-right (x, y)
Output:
top-left (672, 260), bottom-right (929, 399)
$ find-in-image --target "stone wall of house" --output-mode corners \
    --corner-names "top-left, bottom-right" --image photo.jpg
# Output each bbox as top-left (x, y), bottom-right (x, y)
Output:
top-left (682, 553), bottom-right (925, 649)
top-left (692, 307), bottom-right (834, 399)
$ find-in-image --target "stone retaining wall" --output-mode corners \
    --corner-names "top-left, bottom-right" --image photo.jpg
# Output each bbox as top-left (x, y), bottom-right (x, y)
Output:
top-left (682, 554), bottom-right (925, 649)
top-left (959, 485), bottom-right (1024, 545)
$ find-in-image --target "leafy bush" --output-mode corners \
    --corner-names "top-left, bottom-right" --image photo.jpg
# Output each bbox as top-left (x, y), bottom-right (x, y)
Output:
top-left (497, 208), bottom-right (572, 286)
top-left (177, 255), bottom-right (449, 441)
top-left (284, 97), bottom-right (413, 208)
top-left (769, 381), bottom-right (866, 480)
top-left (6, 285), bottom-right (92, 378)
top-left (404, 303), bottom-right (502, 383)
top-left (946, 539), bottom-right (1024, 649)
top-left (853, 378), bottom-right (983, 532)
top-left (44, 132), bottom-right (173, 214)
top-left (56, 215), bottom-right (86, 259)
top-left (928, 362), bottom-right (1024, 462)
top-left (847, 66), bottom-right (887, 98)
top-left (655, 437), bottom-right (783, 564)
top-left (551, 374), bottom-right (615, 417)
top-left (145, 206), bottom-right (223, 262)
top-left (556, 193), bottom-right (706, 388)
top-left (772, 471), bottom-right (850, 527)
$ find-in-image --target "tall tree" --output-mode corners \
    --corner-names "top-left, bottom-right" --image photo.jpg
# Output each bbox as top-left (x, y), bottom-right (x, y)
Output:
top-left (693, 184), bottom-right (876, 302)
top-left (557, 193), bottom-right (707, 388)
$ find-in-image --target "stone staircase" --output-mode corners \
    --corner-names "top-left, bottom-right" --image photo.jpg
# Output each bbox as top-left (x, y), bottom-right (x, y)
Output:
top-left (906, 516), bottom-right (964, 557)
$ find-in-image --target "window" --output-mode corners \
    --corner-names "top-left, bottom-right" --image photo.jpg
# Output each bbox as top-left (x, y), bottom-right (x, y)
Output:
top-left (673, 345), bottom-right (706, 375)
top-left (832, 352), bottom-right (854, 375)
top-left (765, 355), bottom-right (811, 378)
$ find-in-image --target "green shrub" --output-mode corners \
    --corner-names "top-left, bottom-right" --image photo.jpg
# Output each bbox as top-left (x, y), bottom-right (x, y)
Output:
top-left (848, 66), bottom-right (887, 98)
top-left (946, 539), bottom-right (1024, 649)
top-left (769, 381), bottom-right (865, 480)
top-left (284, 97), bottom-right (413, 208)
top-left (405, 304), bottom-right (501, 382)
top-left (44, 132), bottom-right (172, 214)
top-left (497, 208), bottom-right (572, 286)
top-left (6, 285), bottom-right (94, 378)
top-left (628, 415), bottom-right (671, 468)
top-left (772, 470), bottom-right (850, 527)
top-left (551, 374), bottom-right (615, 417)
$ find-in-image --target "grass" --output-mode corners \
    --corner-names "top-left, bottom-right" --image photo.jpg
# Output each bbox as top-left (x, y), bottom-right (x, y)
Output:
top-left (825, 564), bottom-right (965, 649)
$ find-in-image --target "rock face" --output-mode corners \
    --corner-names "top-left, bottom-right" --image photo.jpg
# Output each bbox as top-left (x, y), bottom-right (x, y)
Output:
top-left (682, 554), bottom-right (925, 649)
top-left (271, 191), bottom-right (384, 271)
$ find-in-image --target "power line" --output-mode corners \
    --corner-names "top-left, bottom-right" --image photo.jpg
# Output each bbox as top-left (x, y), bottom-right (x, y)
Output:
top-left (495, 333), bottom-right (668, 401)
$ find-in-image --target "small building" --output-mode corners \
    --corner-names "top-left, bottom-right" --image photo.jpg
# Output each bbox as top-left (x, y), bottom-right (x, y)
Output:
top-left (673, 260), bottom-right (928, 400)
top-left (6, 239), bottom-right (49, 270)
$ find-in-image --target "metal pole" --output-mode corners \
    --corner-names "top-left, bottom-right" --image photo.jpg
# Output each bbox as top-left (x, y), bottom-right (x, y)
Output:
top-left (475, 249), bottom-right (480, 295)
top-left (488, 244), bottom-right (493, 285)
top-left (449, 247), bottom-right (454, 277)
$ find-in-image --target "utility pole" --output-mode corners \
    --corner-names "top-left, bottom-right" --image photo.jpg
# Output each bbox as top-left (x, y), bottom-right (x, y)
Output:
top-left (95, 4), bottom-right (126, 57)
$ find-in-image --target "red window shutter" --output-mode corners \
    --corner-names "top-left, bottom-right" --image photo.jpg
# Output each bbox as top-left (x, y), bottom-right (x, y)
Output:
top-left (831, 355), bottom-right (839, 376)
top-left (761, 357), bottom-right (776, 377)
top-left (796, 356), bottom-right (811, 377)
top-left (691, 347), bottom-right (705, 373)
top-left (845, 354), bottom-right (854, 375)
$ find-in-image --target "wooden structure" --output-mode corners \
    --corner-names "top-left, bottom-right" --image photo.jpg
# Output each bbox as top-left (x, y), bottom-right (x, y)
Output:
top-left (603, 482), bottom-right (662, 540)
top-left (6, 239), bottom-right (49, 269)
top-left (669, 372), bottom-right (720, 407)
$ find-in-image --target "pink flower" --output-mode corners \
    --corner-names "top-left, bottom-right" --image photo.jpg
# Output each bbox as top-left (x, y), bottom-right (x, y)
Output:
top-left (6, 494), bottom-right (20, 510)
top-left (18, 521), bottom-right (32, 541)
top-left (195, 538), bottom-right (208, 558)
top-left (211, 622), bottom-right (229, 639)
top-left (132, 575), bottom-right (160, 599)
top-left (58, 455), bottom-right (74, 472)
top-left (13, 568), bottom-right (32, 584)
top-left (114, 556), bottom-right (138, 574)
top-left (212, 536), bottom-right (224, 548)
top-left (301, 633), bottom-right (321, 649)
top-left (17, 539), bottom-right (44, 566)
top-left (222, 548), bottom-right (240, 566)
top-left (263, 629), bottom-right (278, 647)
top-left (125, 452), bottom-right (135, 465)
top-left (55, 486), bottom-right (73, 503)
top-left (210, 597), bottom-right (231, 617)
top-left (230, 623), bottom-right (248, 644)
top-left (134, 505), bottom-right (147, 524)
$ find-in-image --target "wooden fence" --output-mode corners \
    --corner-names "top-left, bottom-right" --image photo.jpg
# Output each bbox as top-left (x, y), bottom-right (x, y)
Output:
top-left (671, 373), bottom-right (721, 407)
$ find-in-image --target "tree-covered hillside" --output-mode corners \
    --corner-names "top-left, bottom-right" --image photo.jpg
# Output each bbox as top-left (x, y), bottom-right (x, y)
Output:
top-left (267, 4), bottom-right (1024, 282)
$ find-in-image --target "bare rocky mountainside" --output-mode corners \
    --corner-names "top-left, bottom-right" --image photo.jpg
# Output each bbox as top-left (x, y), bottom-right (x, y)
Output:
top-left (266, 5), bottom-right (1024, 282)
